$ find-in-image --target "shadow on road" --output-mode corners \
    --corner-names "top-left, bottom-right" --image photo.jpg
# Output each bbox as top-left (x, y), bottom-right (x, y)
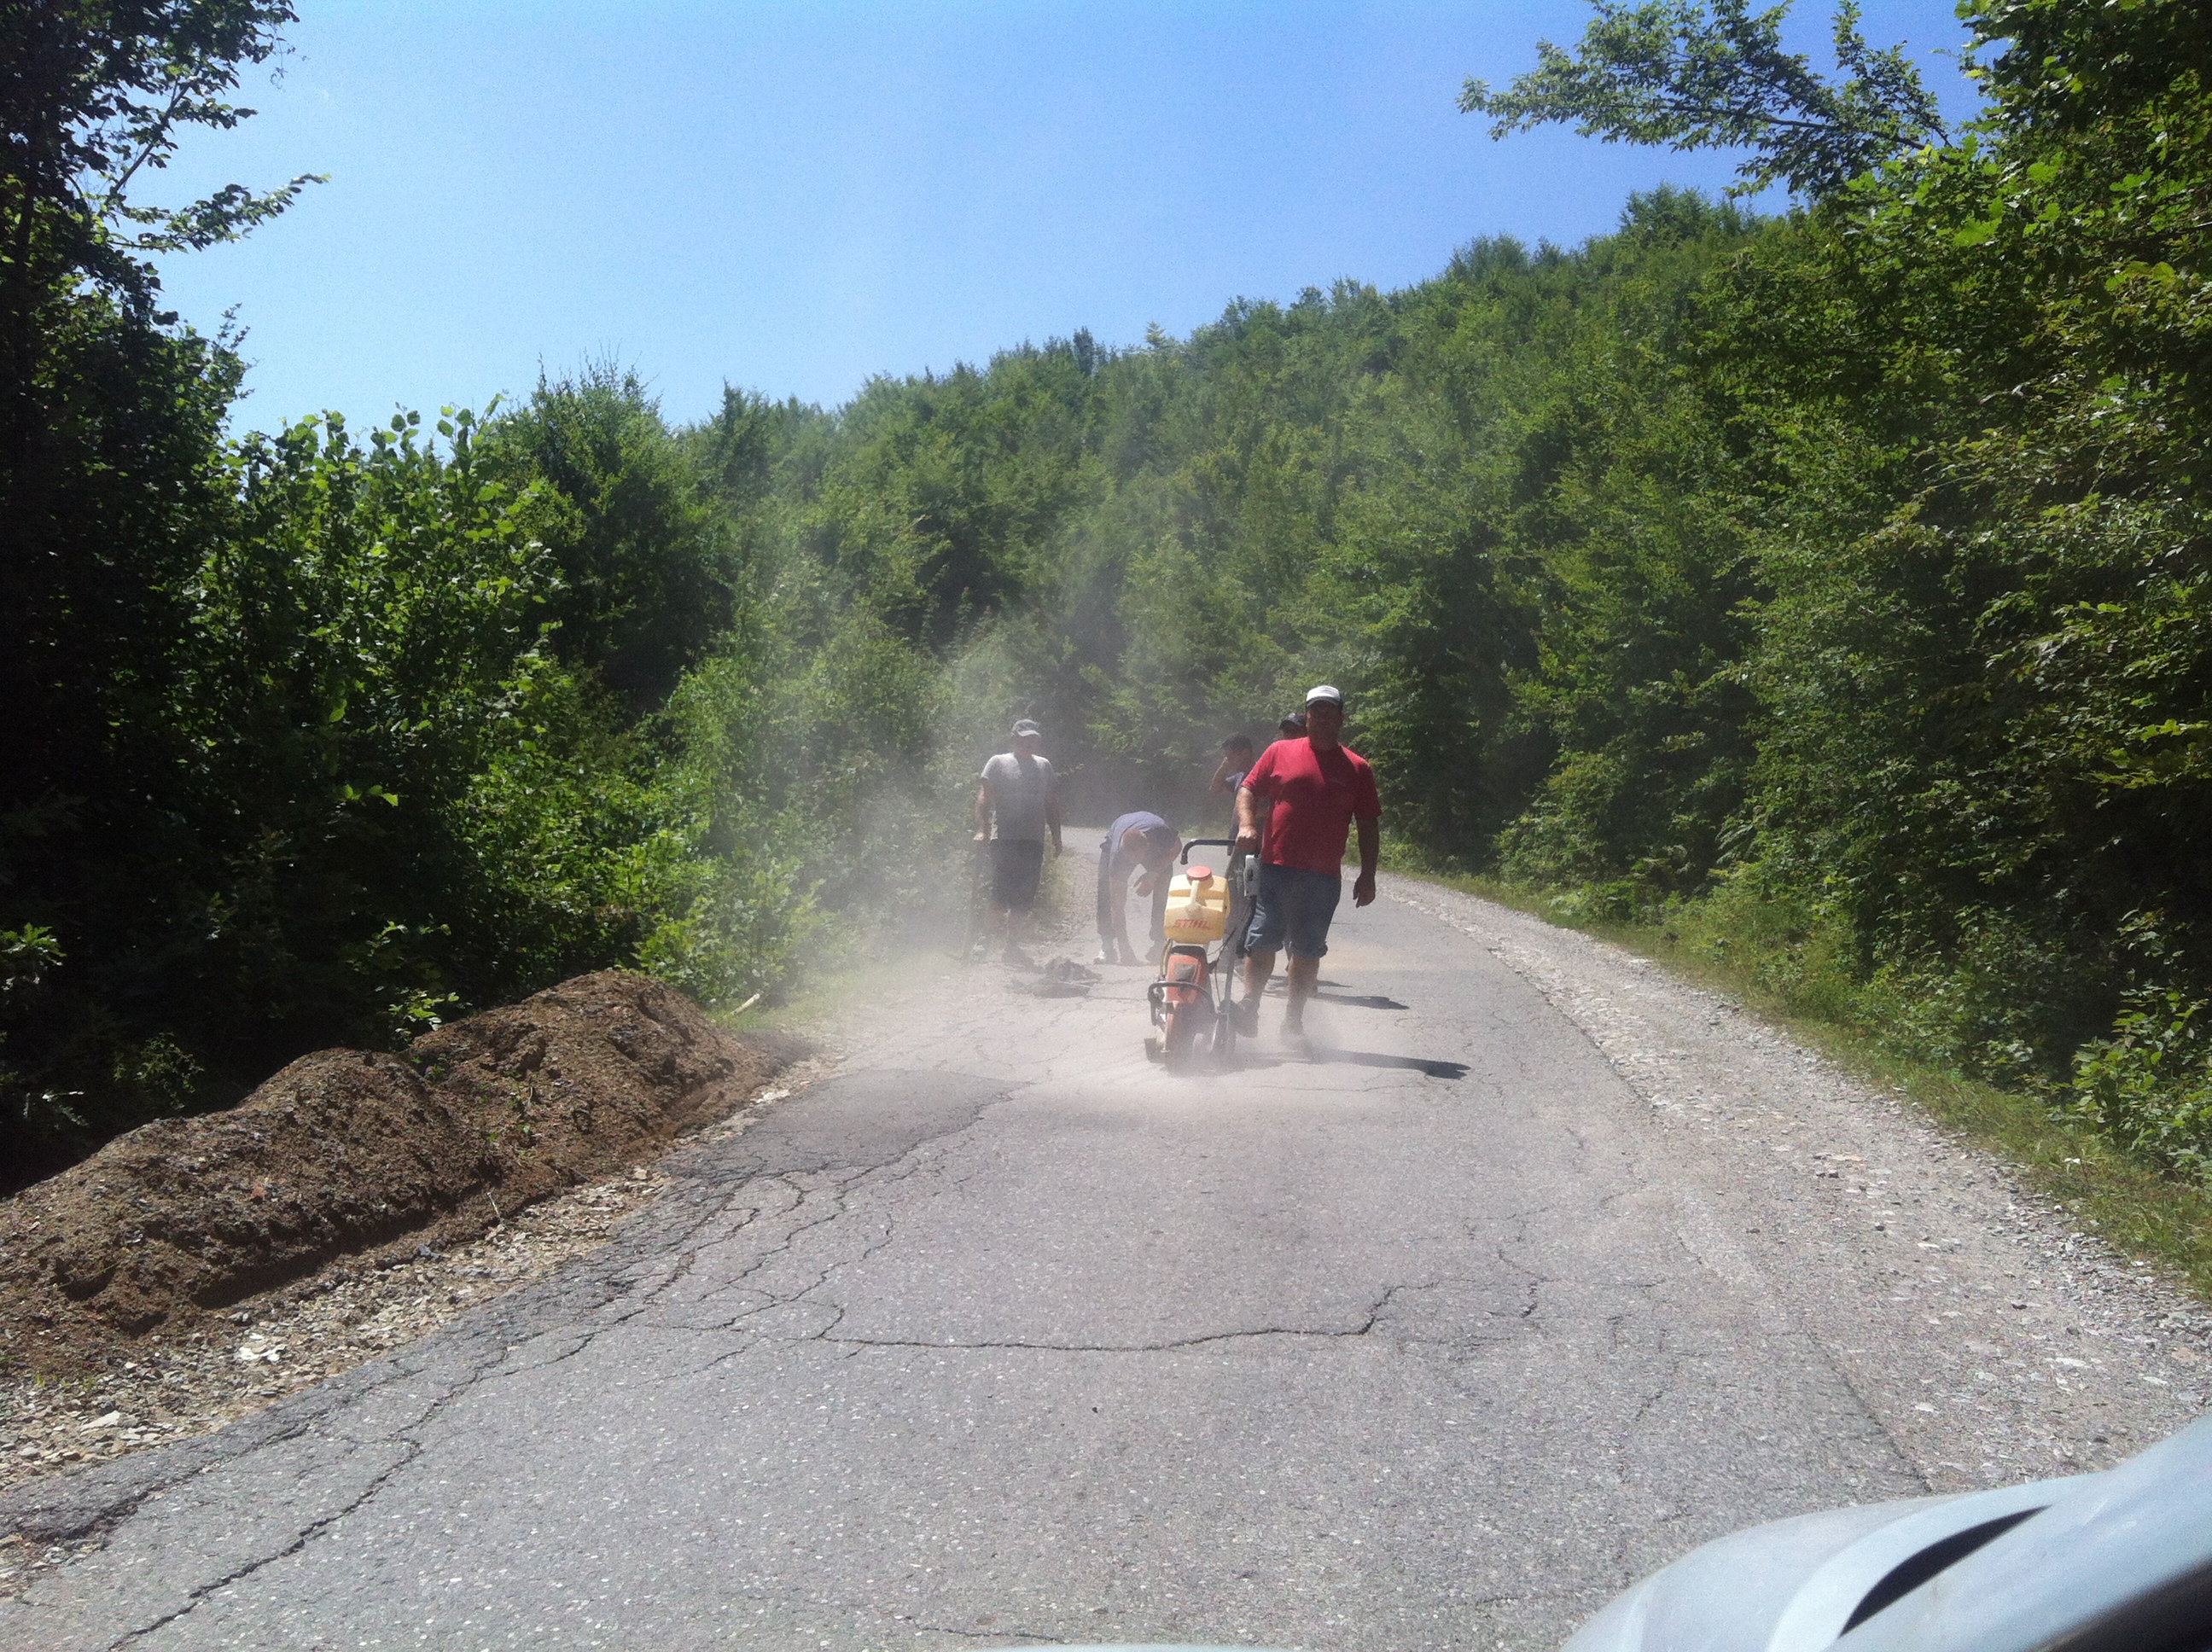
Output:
top-left (1315, 1049), bottom-right (1469, 1079)
top-left (1226, 1048), bottom-right (1470, 1080)
top-left (1314, 992), bottom-right (1409, 1010)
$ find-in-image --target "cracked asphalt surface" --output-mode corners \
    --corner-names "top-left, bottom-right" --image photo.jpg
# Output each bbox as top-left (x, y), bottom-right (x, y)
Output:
top-left (4, 859), bottom-right (2206, 1651)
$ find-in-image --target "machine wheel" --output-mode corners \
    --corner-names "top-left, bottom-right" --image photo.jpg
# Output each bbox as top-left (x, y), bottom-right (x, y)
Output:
top-left (1158, 949), bottom-right (1210, 1073)
top-left (1161, 1000), bottom-right (1202, 1069)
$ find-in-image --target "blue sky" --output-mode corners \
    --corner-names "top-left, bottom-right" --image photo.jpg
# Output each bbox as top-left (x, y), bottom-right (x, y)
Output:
top-left (150, 1), bottom-right (1983, 431)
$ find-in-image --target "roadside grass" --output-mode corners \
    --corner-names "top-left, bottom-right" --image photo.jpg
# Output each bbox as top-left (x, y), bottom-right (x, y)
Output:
top-left (1402, 868), bottom-right (2212, 1303)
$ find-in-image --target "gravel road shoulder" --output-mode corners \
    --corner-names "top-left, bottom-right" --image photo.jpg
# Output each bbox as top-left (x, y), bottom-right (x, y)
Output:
top-left (1390, 878), bottom-right (2212, 1491)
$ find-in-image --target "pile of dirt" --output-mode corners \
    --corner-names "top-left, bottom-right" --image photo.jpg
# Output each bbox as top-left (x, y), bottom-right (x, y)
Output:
top-left (0, 971), bottom-right (802, 1376)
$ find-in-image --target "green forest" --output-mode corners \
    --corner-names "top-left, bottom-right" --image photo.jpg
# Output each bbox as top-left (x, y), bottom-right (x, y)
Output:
top-left (4, 0), bottom-right (2209, 1192)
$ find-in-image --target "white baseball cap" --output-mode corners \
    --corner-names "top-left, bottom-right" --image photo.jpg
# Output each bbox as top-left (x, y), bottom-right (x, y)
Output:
top-left (1304, 684), bottom-right (1344, 707)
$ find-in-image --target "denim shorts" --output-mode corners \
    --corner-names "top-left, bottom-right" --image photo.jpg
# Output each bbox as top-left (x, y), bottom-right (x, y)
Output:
top-left (1243, 862), bottom-right (1343, 960)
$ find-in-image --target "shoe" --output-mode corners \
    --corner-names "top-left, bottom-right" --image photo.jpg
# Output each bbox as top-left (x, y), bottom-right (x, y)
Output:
top-left (1118, 947), bottom-right (1146, 968)
top-left (1002, 945), bottom-right (1036, 969)
top-left (1232, 997), bottom-right (1260, 1036)
top-left (1279, 1018), bottom-right (1308, 1045)
top-left (1094, 950), bottom-right (1116, 966)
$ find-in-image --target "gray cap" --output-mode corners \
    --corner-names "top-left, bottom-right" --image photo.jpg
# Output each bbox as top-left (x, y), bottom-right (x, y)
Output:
top-left (1010, 718), bottom-right (1043, 737)
top-left (1305, 683), bottom-right (1344, 707)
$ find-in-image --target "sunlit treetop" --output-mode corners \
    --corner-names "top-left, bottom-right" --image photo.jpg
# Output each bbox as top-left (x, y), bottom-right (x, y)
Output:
top-left (0, 0), bottom-right (321, 317)
top-left (1458, 0), bottom-right (1948, 200)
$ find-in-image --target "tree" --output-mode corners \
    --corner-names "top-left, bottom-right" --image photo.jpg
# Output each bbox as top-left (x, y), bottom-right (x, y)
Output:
top-left (1, 2), bottom-right (317, 1184)
top-left (1, 2), bottom-right (314, 310)
top-left (1459, 0), bottom-right (1947, 199)
top-left (2, 0), bottom-right (322, 806)
top-left (486, 367), bottom-right (743, 718)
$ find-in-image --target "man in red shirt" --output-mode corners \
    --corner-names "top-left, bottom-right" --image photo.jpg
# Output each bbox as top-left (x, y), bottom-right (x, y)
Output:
top-left (1232, 684), bottom-right (1381, 1040)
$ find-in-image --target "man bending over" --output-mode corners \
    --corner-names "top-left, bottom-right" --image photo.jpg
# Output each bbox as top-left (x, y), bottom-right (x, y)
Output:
top-left (1233, 686), bottom-right (1380, 1041)
top-left (1097, 811), bottom-right (1180, 966)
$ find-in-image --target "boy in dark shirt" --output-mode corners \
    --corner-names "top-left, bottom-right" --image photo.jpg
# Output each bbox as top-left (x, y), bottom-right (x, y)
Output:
top-left (1209, 734), bottom-right (1256, 823)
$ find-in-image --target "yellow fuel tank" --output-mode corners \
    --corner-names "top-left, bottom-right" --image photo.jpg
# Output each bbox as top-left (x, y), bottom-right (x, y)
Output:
top-left (1162, 864), bottom-right (1229, 945)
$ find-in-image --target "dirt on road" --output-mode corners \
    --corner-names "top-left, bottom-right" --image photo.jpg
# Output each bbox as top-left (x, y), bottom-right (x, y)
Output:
top-left (0, 971), bottom-right (807, 1506)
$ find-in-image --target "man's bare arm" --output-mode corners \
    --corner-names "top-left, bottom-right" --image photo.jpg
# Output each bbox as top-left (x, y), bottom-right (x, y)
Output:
top-left (1045, 785), bottom-right (1062, 856)
top-left (1235, 784), bottom-right (1263, 855)
top-left (1353, 817), bottom-right (1379, 906)
top-left (973, 783), bottom-right (992, 842)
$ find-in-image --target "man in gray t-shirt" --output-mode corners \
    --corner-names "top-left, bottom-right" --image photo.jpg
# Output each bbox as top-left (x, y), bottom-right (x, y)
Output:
top-left (971, 718), bottom-right (1062, 965)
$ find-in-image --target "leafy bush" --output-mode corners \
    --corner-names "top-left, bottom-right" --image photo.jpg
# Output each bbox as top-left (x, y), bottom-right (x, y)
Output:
top-left (2071, 992), bottom-right (2212, 1184)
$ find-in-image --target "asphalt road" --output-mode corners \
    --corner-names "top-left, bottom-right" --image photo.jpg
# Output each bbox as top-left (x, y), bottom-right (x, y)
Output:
top-left (5, 847), bottom-right (2204, 1651)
